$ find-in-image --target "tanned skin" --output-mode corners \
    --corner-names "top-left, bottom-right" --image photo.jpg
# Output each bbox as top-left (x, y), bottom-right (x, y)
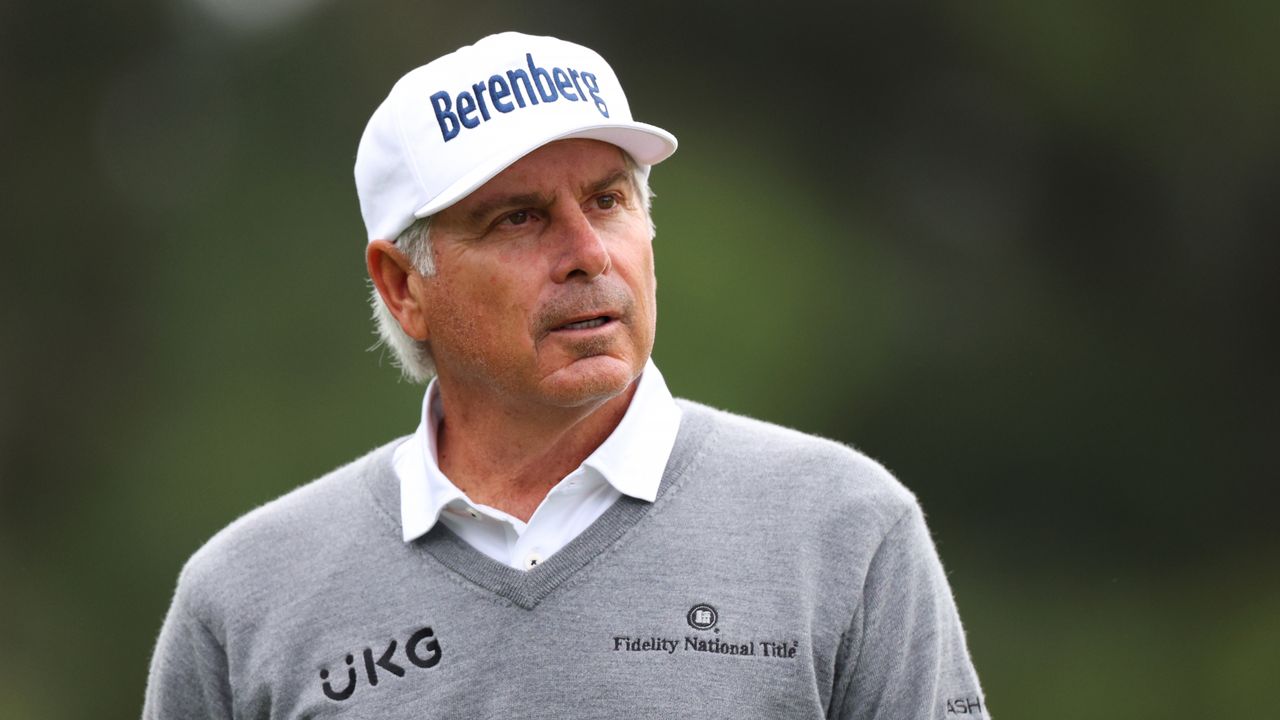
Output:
top-left (367, 139), bottom-right (657, 521)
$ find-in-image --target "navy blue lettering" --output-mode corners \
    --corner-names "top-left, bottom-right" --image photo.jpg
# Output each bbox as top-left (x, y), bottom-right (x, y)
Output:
top-left (430, 91), bottom-right (460, 141)
top-left (488, 75), bottom-right (514, 112)
top-left (432, 55), bottom-right (612, 139)
top-left (568, 68), bottom-right (587, 100)
top-left (471, 81), bottom-right (492, 121)
top-left (553, 68), bottom-right (578, 100)
top-left (456, 91), bottom-right (480, 129)
top-left (580, 72), bottom-right (608, 117)
top-left (527, 53), bottom-right (558, 102)
top-left (506, 68), bottom-right (535, 107)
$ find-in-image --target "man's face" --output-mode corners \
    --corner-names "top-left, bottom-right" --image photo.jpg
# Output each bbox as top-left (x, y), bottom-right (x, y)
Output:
top-left (416, 139), bottom-right (657, 412)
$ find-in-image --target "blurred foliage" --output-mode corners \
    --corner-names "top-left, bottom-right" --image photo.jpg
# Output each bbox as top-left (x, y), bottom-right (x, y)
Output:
top-left (2, 0), bottom-right (1277, 718)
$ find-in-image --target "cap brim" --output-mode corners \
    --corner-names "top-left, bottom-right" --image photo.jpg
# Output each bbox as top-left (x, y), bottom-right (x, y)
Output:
top-left (414, 121), bottom-right (677, 218)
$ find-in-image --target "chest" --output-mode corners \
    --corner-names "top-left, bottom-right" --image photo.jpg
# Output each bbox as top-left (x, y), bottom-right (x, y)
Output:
top-left (228, 554), bottom-right (851, 719)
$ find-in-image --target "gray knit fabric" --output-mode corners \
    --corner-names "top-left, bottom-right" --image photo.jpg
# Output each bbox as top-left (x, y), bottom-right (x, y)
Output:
top-left (143, 400), bottom-right (987, 719)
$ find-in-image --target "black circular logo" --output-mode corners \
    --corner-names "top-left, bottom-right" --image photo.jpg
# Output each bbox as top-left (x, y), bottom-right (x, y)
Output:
top-left (687, 603), bottom-right (718, 630)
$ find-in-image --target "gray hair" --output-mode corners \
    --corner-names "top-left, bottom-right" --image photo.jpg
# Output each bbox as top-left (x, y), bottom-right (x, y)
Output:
top-left (369, 153), bottom-right (654, 383)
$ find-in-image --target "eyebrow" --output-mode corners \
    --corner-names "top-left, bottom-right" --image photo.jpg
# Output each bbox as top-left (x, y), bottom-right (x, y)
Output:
top-left (466, 191), bottom-right (550, 226)
top-left (584, 170), bottom-right (630, 196)
top-left (464, 169), bottom-right (632, 226)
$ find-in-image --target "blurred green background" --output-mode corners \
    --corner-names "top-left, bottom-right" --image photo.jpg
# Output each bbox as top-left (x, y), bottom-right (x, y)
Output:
top-left (3, 1), bottom-right (1278, 717)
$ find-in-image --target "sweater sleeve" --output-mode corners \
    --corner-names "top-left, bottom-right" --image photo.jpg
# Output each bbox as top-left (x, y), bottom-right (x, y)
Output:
top-left (142, 580), bottom-right (235, 720)
top-left (830, 504), bottom-right (988, 720)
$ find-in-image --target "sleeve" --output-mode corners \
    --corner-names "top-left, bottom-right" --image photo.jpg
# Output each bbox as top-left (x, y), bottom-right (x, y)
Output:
top-left (829, 504), bottom-right (989, 720)
top-left (142, 579), bottom-right (235, 720)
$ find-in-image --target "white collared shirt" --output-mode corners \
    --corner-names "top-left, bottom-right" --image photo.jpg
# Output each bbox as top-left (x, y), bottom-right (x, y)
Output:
top-left (394, 359), bottom-right (682, 571)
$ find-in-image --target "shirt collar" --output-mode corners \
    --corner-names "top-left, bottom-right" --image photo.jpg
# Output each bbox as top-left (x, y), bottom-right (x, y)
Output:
top-left (395, 358), bottom-right (682, 542)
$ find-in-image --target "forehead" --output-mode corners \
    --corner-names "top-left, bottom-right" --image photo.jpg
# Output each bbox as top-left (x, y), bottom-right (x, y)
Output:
top-left (446, 139), bottom-right (628, 209)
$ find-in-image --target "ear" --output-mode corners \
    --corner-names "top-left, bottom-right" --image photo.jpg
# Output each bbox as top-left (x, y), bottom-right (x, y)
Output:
top-left (366, 239), bottom-right (431, 340)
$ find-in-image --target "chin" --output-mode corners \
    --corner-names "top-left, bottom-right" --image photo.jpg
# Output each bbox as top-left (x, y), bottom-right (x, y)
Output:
top-left (539, 355), bottom-right (640, 408)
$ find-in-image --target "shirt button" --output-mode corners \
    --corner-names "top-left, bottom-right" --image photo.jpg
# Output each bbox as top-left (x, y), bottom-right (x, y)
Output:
top-left (524, 552), bottom-right (543, 569)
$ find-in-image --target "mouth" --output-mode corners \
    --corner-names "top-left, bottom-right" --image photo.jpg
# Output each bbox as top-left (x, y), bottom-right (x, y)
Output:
top-left (551, 314), bottom-right (617, 332)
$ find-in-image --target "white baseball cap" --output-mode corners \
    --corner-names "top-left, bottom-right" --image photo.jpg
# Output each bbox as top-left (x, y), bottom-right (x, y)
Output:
top-left (355, 32), bottom-right (678, 242)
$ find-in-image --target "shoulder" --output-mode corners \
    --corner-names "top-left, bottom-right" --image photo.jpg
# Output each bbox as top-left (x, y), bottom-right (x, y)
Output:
top-left (675, 398), bottom-right (918, 528)
top-left (172, 438), bottom-right (405, 623)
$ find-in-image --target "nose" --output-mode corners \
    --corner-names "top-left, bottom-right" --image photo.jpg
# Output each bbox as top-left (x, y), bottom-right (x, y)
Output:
top-left (551, 205), bottom-right (611, 283)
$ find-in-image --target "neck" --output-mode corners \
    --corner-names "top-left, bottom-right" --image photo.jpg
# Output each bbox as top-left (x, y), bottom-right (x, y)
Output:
top-left (434, 380), bottom-right (638, 522)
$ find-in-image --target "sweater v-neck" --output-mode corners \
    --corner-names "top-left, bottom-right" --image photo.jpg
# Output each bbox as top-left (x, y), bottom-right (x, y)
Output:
top-left (362, 400), bottom-right (716, 609)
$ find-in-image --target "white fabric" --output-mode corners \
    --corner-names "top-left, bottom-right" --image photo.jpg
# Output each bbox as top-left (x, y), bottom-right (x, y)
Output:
top-left (355, 31), bottom-right (677, 241)
top-left (395, 359), bottom-right (682, 571)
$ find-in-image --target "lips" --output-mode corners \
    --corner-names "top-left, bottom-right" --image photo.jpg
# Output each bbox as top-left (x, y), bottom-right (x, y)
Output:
top-left (534, 281), bottom-right (635, 338)
top-left (559, 317), bottom-right (610, 330)
top-left (553, 314), bottom-right (614, 331)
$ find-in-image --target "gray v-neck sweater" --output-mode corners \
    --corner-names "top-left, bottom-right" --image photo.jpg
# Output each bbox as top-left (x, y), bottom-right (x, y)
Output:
top-left (144, 400), bottom-right (987, 719)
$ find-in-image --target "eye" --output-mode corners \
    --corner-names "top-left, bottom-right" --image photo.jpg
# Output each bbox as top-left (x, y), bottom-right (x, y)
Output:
top-left (503, 210), bottom-right (530, 226)
top-left (595, 193), bottom-right (619, 210)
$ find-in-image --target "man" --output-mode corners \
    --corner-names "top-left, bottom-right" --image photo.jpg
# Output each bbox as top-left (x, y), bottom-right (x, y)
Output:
top-left (144, 32), bottom-right (987, 719)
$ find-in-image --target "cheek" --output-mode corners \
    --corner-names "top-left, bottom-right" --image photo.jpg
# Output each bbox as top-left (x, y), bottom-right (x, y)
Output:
top-left (623, 247), bottom-right (659, 342)
top-left (429, 264), bottom-right (538, 350)
top-left (636, 247), bottom-right (658, 308)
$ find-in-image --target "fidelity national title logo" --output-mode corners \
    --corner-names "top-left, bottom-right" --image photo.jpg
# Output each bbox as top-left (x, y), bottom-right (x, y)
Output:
top-left (612, 603), bottom-right (800, 659)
